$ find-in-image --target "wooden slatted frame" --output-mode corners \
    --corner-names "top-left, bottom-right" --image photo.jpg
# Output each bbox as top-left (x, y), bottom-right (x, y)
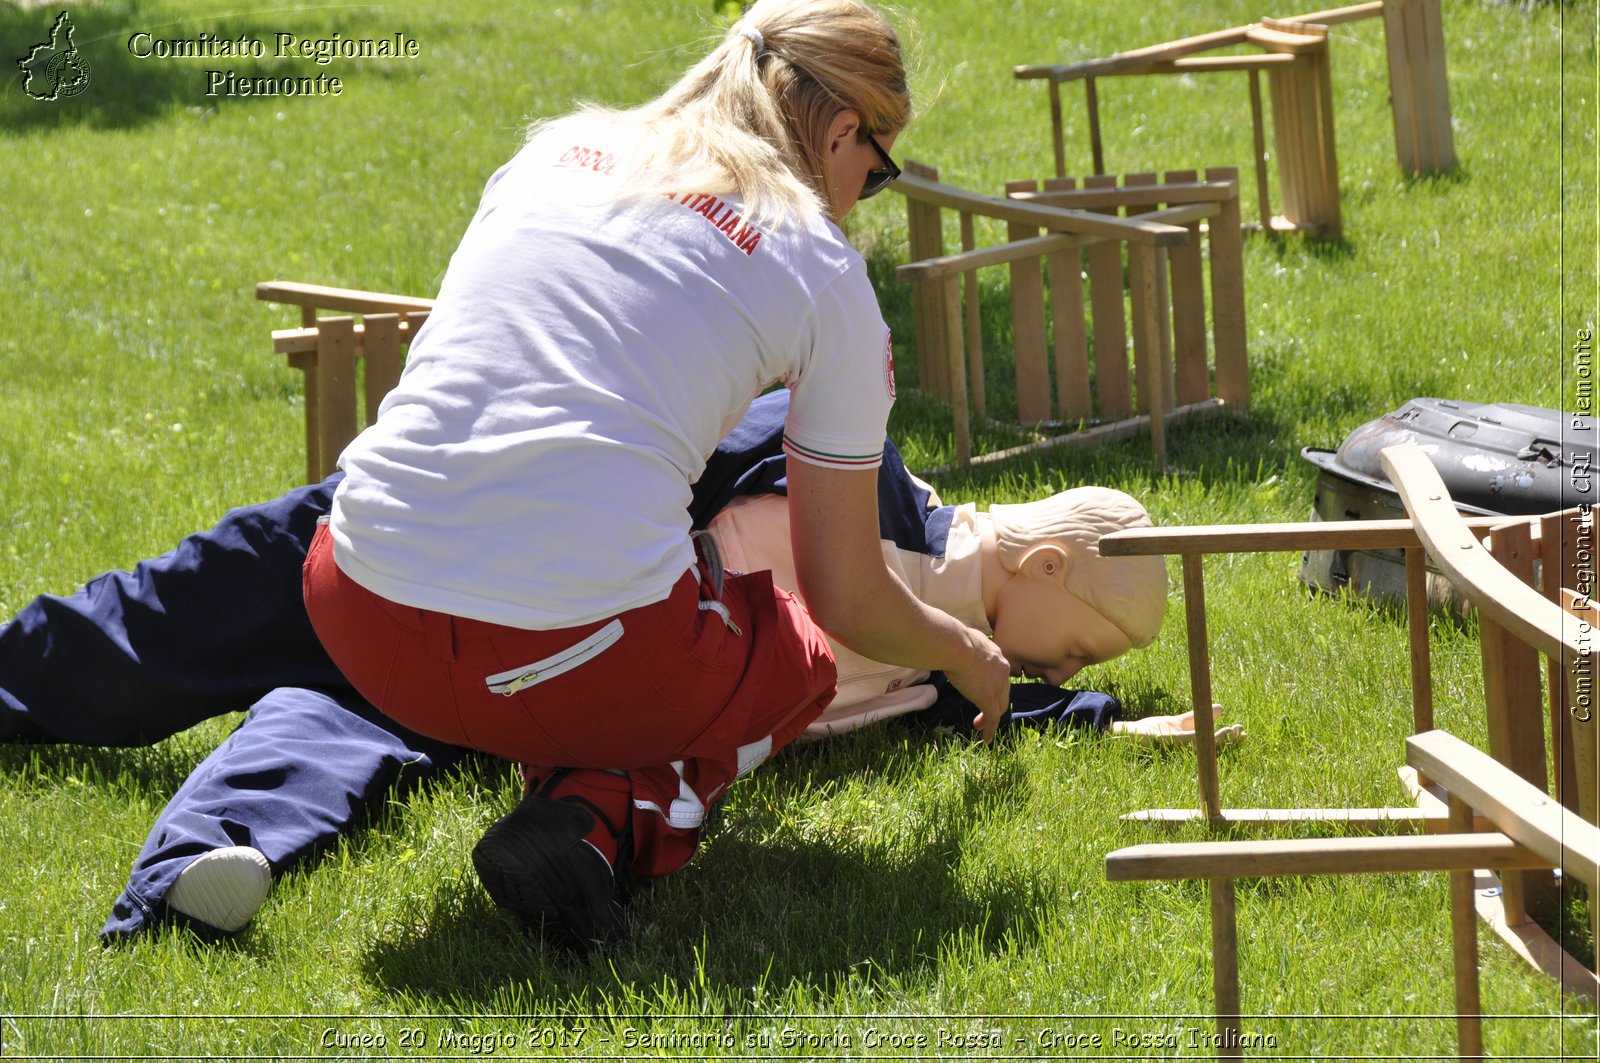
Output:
top-left (1255, 20), bottom-right (1342, 235)
top-left (897, 167), bottom-right (1247, 470)
top-left (1100, 464), bottom-right (1593, 838)
top-left (1383, 0), bottom-right (1456, 174)
top-left (1106, 729), bottom-right (1596, 1055)
top-left (1099, 446), bottom-right (1599, 1052)
top-left (1083, 174), bottom-right (1132, 419)
top-left (903, 160), bottom-right (951, 399)
top-left (258, 281), bottom-right (435, 483)
top-left (1002, 179), bottom-right (1054, 425)
top-left (1013, 0), bottom-right (1455, 236)
top-left (1040, 177), bottom-right (1092, 422)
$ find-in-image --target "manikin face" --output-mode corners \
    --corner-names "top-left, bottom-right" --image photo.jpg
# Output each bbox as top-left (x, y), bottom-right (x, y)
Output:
top-left (989, 560), bottom-right (1135, 687)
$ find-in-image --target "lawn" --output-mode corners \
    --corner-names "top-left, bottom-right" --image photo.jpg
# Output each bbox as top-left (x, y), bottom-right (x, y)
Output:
top-left (1, 0), bottom-right (1596, 1058)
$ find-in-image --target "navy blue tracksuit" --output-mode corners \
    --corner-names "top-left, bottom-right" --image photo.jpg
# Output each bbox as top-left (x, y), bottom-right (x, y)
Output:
top-left (0, 392), bottom-right (1118, 938)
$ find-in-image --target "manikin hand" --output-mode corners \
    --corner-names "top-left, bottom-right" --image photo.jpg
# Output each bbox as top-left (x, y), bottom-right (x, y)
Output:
top-left (946, 630), bottom-right (1012, 742)
top-left (1108, 703), bottom-right (1247, 749)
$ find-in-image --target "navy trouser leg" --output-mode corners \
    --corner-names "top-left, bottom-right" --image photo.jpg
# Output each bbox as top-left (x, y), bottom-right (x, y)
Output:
top-left (103, 684), bottom-right (475, 939)
top-left (0, 477), bottom-right (345, 746)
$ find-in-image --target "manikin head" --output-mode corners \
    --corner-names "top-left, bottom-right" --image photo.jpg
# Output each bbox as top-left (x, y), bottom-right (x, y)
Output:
top-left (978, 487), bottom-right (1167, 686)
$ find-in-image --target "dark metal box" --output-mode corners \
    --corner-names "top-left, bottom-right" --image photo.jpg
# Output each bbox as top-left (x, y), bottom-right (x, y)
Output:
top-left (1298, 398), bottom-right (1594, 600)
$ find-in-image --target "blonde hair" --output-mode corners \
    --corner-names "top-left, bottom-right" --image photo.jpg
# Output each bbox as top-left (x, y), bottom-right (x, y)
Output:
top-left (531, 0), bottom-right (911, 224)
top-left (989, 487), bottom-right (1168, 647)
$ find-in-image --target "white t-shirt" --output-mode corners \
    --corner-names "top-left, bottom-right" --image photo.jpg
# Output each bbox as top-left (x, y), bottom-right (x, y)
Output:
top-left (329, 125), bottom-right (896, 629)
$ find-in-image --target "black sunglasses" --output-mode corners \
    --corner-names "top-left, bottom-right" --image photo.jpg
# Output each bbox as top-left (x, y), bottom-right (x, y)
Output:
top-left (858, 134), bottom-right (901, 201)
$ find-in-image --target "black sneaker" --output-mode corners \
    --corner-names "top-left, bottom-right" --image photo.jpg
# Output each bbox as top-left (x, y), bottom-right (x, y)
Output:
top-left (471, 784), bottom-right (629, 951)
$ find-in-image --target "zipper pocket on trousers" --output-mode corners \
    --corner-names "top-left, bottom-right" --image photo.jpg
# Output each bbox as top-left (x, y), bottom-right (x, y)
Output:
top-left (485, 618), bottom-right (624, 697)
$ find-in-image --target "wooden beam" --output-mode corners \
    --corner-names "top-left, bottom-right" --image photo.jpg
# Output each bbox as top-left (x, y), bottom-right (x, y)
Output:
top-left (1447, 795), bottom-right (1484, 1057)
top-left (272, 316), bottom-right (428, 357)
top-left (1205, 166), bottom-right (1250, 409)
top-left (1009, 178), bottom-right (1236, 210)
top-left (360, 314), bottom-right (404, 428)
top-left (894, 169), bottom-right (1189, 245)
top-left (312, 316), bottom-right (359, 484)
top-left (1288, 1), bottom-right (1385, 26)
top-left (1127, 240), bottom-right (1168, 460)
top-left (1085, 78), bottom-right (1105, 176)
top-left (1099, 515), bottom-right (1507, 557)
top-left (958, 212), bottom-right (986, 420)
top-left (898, 203), bottom-right (1209, 284)
top-left (1137, 53), bottom-right (1303, 75)
top-left (898, 231), bottom-right (1084, 283)
top-left (1247, 23), bottom-right (1331, 54)
top-left (904, 161), bottom-right (949, 398)
top-left (1480, 521), bottom-right (1552, 800)
top-left (1210, 880), bottom-right (1243, 1057)
top-left (1004, 179), bottom-right (1053, 426)
top-left (1048, 78), bottom-right (1066, 178)
top-left (917, 400), bottom-right (1225, 479)
top-left (1383, 444), bottom-right (1579, 660)
top-left (1405, 546), bottom-right (1436, 736)
top-left (1046, 240), bottom-right (1091, 421)
top-left (1249, 70), bottom-right (1273, 229)
top-left (1106, 832), bottom-right (1550, 882)
top-left (257, 280), bottom-right (435, 314)
top-left (1182, 554), bottom-right (1219, 818)
top-left (1405, 729), bottom-right (1600, 888)
top-left (1121, 806), bottom-right (1447, 828)
top-left (942, 272), bottom-right (971, 466)
top-left (1013, 25), bottom-right (1255, 84)
top-left (1166, 172), bottom-right (1209, 409)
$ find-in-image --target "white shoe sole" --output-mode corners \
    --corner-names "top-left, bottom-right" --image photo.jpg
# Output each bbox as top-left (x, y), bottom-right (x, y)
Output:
top-left (166, 846), bottom-right (272, 933)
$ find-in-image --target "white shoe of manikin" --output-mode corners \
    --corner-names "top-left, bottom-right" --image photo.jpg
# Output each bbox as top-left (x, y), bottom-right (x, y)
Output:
top-left (166, 846), bottom-right (272, 932)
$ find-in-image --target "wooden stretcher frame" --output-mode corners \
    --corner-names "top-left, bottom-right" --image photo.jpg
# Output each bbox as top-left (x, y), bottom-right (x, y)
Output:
top-left (257, 280), bottom-right (434, 483)
top-left (1101, 442), bottom-right (1599, 1055)
top-left (1014, 0), bottom-right (1456, 236)
top-left (893, 164), bottom-right (1249, 470)
top-left (1107, 729), bottom-right (1597, 1056)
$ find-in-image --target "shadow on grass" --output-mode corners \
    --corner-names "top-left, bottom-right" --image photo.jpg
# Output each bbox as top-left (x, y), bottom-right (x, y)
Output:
top-left (912, 402), bottom-right (1312, 505)
top-left (859, 239), bottom-right (1347, 493)
top-left (1250, 227), bottom-right (1358, 263)
top-left (361, 731), bottom-right (1057, 1004)
top-left (0, 733), bottom-right (209, 798)
top-left (362, 835), bottom-right (1054, 1004)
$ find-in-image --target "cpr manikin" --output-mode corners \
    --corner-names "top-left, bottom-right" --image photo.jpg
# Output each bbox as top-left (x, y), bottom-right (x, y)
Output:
top-left (708, 482), bottom-right (1234, 743)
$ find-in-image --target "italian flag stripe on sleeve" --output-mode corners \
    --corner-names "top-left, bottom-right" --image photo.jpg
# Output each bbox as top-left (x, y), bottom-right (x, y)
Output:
top-left (782, 435), bottom-right (883, 468)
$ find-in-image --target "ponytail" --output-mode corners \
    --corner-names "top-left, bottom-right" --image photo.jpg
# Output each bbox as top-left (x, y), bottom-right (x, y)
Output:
top-left (531, 0), bottom-right (911, 225)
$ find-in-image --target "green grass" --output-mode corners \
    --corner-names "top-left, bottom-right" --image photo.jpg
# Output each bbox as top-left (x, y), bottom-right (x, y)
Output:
top-left (2, 0), bottom-right (1597, 1057)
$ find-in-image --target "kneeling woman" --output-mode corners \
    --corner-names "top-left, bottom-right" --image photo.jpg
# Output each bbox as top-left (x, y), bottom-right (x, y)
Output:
top-left (303, 0), bottom-right (1011, 949)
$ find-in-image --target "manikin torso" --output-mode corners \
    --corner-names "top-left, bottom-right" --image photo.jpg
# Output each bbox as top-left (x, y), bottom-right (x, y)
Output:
top-left (706, 486), bottom-right (988, 738)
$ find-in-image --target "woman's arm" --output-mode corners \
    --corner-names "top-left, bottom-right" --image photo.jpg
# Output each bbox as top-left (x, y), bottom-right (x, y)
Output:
top-left (787, 459), bottom-right (1012, 740)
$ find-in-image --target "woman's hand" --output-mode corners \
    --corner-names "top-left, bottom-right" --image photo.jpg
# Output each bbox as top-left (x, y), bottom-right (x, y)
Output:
top-left (788, 459), bottom-right (1011, 740)
top-left (944, 629), bottom-right (1012, 742)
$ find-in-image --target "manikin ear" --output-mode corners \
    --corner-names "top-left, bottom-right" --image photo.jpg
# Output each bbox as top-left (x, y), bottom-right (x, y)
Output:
top-left (826, 109), bottom-right (862, 157)
top-left (1017, 544), bottom-right (1072, 585)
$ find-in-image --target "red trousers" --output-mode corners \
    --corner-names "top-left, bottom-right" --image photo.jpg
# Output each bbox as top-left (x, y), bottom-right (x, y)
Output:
top-left (303, 524), bottom-right (836, 877)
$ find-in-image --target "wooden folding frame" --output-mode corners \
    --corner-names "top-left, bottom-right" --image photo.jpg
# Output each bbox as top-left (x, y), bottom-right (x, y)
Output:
top-left (893, 164), bottom-right (1248, 469)
top-left (1014, 0), bottom-right (1456, 236)
top-left (257, 281), bottom-right (434, 482)
top-left (1101, 443), bottom-right (1598, 1055)
top-left (1100, 471), bottom-right (1590, 831)
top-left (1107, 730), bottom-right (1597, 1057)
